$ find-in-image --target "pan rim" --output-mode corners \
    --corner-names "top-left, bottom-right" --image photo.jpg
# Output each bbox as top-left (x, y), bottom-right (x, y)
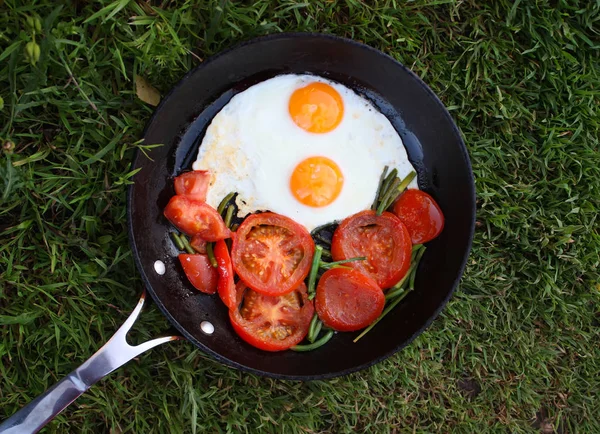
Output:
top-left (127, 32), bottom-right (476, 380)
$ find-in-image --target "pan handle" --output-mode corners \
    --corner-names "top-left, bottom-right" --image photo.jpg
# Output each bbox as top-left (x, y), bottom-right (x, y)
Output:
top-left (0, 290), bottom-right (181, 434)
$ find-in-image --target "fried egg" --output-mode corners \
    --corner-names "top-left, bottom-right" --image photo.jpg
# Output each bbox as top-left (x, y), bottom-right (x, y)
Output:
top-left (192, 74), bottom-right (417, 232)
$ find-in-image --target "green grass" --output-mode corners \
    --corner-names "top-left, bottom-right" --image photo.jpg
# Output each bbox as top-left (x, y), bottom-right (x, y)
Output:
top-left (1, 0), bottom-right (599, 432)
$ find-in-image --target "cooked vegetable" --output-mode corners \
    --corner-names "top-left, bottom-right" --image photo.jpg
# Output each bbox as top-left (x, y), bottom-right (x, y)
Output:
top-left (190, 235), bottom-right (207, 254)
top-left (224, 204), bottom-right (234, 229)
top-left (315, 268), bottom-right (384, 332)
top-left (214, 239), bottom-right (236, 309)
top-left (174, 171), bottom-right (210, 202)
top-left (376, 177), bottom-right (401, 215)
top-left (379, 168), bottom-right (398, 206)
top-left (231, 212), bottom-right (314, 296)
top-left (164, 195), bottom-right (231, 241)
top-left (229, 281), bottom-right (314, 351)
top-left (331, 210), bottom-right (412, 288)
top-left (371, 165), bottom-right (389, 210)
top-left (408, 246), bottom-right (426, 290)
top-left (307, 313), bottom-right (323, 343)
top-left (291, 330), bottom-right (334, 352)
top-left (307, 245), bottom-right (323, 300)
top-left (376, 170), bottom-right (416, 215)
top-left (170, 232), bottom-right (185, 250)
top-left (166, 169), bottom-right (437, 353)
top-left (206, 241), bottom-right (217, 268)
top-left (393, 189), bottom-right (445, 244)
top-left (371, 165), bottom-right (417, 216)
top-left (318, 256), bottom-right (366, 270)
top-left (384, 245), bottom-right (423, 300)
top-left (179, 234), bottom-right (195, 254)
top-left (178, 254), bottom-right (218, 294)
top-left (217, 191), bottom-right (236, 215)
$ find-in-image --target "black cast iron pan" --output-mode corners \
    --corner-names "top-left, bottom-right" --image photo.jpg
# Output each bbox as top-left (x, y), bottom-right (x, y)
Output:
top-left (0, 33), bottom-right (475, 433)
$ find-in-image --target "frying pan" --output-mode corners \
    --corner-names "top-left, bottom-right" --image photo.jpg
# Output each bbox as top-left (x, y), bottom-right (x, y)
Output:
top-left (0, 33), bottom-right (475, 433)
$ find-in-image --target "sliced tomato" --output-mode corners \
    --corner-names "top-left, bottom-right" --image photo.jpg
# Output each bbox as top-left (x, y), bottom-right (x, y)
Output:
top-left (229, 281), bottom-right (314, 351)
top-left (214, 239), bottom-right (236, 309)
top-left (231, 212), bottom-right (314, 296)
top-left (315, 268), bottom-right (384, 332)
top-left (164, 195), bottom-right (231, 241)
top-left (174, 170), bottom-right (210, 202)
top-left (331, 210), bottom-right (412, 289)
top-left (393, 189), bottom-right (445, 244)
top-left (179, 254), bottom-right (218, 294)
top-left (190, 235), bottom-right (207, 254)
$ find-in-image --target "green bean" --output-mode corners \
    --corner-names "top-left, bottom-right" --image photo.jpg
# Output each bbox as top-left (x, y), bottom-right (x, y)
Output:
top-left (384, 286), bottom-right (405, 301)
top-left (170, 232), bottom-right (185, 251)
top-left (385, 270), bottom-right (411, 299)
top-left (307, 313), bottom-right (320, 343)
top-left (411, 244), bottom-right (423, 261)
top-left (307, 245), bottom-right (323, 300)
top-left (320, 248), bottom-right (332, 260)
top-left (396, 171), bottom-right (417, 196)
top-left (206, 242), bottom-right (218, 268)
top-left (224, 204), bottom-right (234, 229)
top-left (180, 234), bottom-right (195, 254)
top-left (376, 177), bottom-right (400, 215)
top-left (311, 321), bottom-right (323, 343)
top-left (381, 171), bottom-right (416, 212)
top-left (377, 168), bottom-right (398, 208)
top-left (409, 247), bottom-right (426, 290)
top-left (371, 165), bottom-right (389, 210)
top-left (291, 330), bottom-right (334, 352)
top-left (380, 168), bottom-right (398, 198)
top-left (217, 192), bottom-right (235, 215)
top-left (386, 246), bottom-right (426, 299)
top-left (319, 256), bottom-right (366, 270)
top-left (230, 223), bottom-right (239, 232)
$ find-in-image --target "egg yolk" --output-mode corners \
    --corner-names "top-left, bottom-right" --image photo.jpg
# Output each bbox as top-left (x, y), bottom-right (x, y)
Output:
top-left (290, 157), bottom-right (344, 207)
top-left (288, 82), bottom-right (344, 133)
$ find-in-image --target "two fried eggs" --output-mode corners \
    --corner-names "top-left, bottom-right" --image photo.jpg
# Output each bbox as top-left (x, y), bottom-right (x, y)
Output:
top-left (192, 74), bottom-right (417, 232)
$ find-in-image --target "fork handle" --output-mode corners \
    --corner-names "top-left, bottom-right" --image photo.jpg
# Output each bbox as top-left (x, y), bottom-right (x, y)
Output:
top-left (0, 290), bottom-right (180, 434)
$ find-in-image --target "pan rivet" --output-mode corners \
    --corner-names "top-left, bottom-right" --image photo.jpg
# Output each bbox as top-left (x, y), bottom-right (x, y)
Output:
top-left (154, 260), bottom-right (166, 275)
top-left (201, 321), bottom-right (214, 335)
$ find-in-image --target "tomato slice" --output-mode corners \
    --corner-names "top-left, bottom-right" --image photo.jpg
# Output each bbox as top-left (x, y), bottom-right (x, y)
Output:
top-left (164, 195), bottom-right (231, 241)
top-left (231, 212), bottom-right (314, 296)
top-left (214, 239), bottom-right (236, 309)
top-left (190, 235), bottom-right (207, 254)
top-left (315, 268), bottom-right (384, 332)
top-left (229, 281), bottom-right (314, 351)
top-left (174, 170), bottom-right (210, 202)
top-left (331, 210), bottom-right (412, 289)
top-left (393, 189), bottom-right (444, 244)
top-left (179, 254), bottom-right (218, 294)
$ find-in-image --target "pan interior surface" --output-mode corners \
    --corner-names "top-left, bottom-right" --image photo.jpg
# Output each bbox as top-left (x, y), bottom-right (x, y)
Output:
top-left (128, 33), bottom-right (475, 379)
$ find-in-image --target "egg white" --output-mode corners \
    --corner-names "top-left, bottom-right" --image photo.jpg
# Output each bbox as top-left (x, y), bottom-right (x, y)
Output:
top-left (192, 74), bottom-right (418, 232)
